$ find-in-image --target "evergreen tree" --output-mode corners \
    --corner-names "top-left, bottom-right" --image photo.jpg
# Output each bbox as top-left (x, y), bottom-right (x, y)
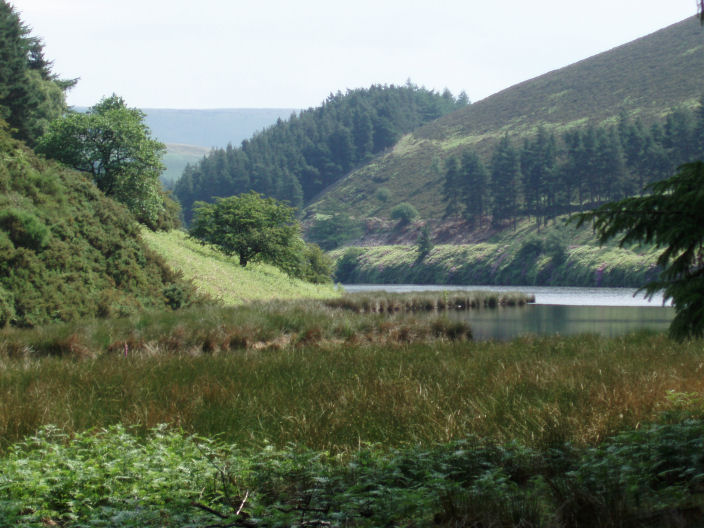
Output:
top-left (415, 225), bottom-right (433, 261)
top-left (595, 126), bottom-right (629, 201)
top-left (520, 127), bottom-right (556, 225)
top-left (442, 156), bottom-right (463, 218)
top-left (663, 107), bottom-right (697, 166)
top-left (459, 150), bottom-right (489, 227)
top-left (0, 1), bottom-right (75, 144)
top-left (490, 136), bottom-right (521, 228)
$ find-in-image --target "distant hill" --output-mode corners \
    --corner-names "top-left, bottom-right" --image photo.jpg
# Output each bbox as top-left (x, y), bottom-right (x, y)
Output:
top-left (161, 143), bottom-right (212, 187)
top-left (304, 16), bottom-right (704, 225)
top-left (74, 108), bottom-right (297, 185)
top-left (141, 108), bottom-right (297, 148)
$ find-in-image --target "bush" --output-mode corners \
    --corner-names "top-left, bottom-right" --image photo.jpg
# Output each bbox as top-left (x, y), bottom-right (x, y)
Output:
top-left (334, 247), bottom-right (364, 282)
top-left (306, 213), bottom-right (364, 250)
top-left (0, 208), bottom-right (49, 250)
top-left (390, 202), bottom-right (419, 224)
top-left (375, 187), bottom-right (391, 202)
top-left (0, 285), bottom-right (15, 327)
top-left (297, 243), bottom-right (334, 284)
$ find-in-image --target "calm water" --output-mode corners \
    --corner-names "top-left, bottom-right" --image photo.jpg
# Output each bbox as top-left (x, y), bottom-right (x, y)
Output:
top-left (342, 284), bottom-right (675, 340)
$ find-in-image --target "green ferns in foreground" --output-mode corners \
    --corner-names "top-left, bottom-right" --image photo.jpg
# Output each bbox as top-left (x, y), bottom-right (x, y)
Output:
top-left (2, 418), bottom-right (704, 527)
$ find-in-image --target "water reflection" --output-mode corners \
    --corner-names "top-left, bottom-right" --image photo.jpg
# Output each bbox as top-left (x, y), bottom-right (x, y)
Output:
top-left (442, 304), bottom-right (675, 341)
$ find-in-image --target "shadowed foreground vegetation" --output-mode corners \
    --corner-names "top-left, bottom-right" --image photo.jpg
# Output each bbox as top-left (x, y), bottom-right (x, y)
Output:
top-left (2, 418), bottom-right (704, 527)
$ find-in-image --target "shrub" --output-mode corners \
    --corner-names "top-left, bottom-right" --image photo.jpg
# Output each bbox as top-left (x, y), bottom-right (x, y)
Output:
top-left (0, 285), bottom-right (15, 327)
top-left (334, 247), bottom-right (364, 282)
top-left (298, 243), bottom-right (334, 284)
top-left (390, 202), bottom-right (419, 224)
top-left (0, 208), bottom-right (49, 250)
top-left (375, 186), bottom-right (391, 202)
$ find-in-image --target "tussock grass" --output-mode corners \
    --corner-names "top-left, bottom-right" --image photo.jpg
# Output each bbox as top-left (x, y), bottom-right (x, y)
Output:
top-left (141, 229), bottom-right (339, 304)
top-left (1, 309), bottom-right (702, 453)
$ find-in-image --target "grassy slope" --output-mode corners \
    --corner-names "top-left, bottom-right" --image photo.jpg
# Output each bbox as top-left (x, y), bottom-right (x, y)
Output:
top-left (333, 217), bottom-right (661, 287)
top-left (304, 16), bottom-right (704, 222)
top-left (141, 229), bottom-right (339, 304)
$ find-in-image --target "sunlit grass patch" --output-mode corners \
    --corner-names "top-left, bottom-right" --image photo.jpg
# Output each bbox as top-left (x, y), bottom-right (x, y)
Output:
top-left (141, 229), bottom-right (340, 304)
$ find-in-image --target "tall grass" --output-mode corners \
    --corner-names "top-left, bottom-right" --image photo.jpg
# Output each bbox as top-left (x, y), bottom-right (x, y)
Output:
top-left (1, 317), bottom-right (702, 452)
top-left (323, 290), bottom-right (533, 312)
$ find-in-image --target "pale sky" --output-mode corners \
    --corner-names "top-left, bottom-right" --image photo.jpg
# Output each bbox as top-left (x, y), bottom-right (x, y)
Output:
top-left (9, 0), bottom-right (699, 109)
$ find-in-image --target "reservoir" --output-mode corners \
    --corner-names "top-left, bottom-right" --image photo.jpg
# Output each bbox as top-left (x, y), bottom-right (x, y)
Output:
top-left (343, 284), bottom-right (675, 340)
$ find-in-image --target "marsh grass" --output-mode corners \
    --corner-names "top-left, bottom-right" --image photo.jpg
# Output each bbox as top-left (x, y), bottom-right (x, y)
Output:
top-left (2, 303), bottom-right (704, 526)
top-left (323, 290), bottom-right (533, 312)
top-left (0, 299), bottom-right (475, 360)
top-left (1, 307), bottom-right (703, 453)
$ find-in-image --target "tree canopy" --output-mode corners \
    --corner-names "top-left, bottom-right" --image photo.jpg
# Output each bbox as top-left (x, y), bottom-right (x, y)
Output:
top-left (190, 191), bottom-right (300, 270)
top-left (577, 161), bottom-right (704, 339)
top-left (37, 95), bottom-right (166, 224)
top-left (189, 191), bottom-right (334, 283)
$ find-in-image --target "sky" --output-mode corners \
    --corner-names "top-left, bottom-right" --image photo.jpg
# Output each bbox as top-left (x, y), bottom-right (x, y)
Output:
top-left (9, 0), bottom-right (700, 110)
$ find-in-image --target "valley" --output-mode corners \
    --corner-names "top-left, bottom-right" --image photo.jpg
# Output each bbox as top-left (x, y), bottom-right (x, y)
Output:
top-left (2, 5), bottom-right (704, 525)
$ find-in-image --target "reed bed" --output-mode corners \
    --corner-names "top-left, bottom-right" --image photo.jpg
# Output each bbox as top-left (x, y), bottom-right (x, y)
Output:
top-left (325, 290), bottom-right (534, 313)
top-left (0, 301), bottom-right (472, 360)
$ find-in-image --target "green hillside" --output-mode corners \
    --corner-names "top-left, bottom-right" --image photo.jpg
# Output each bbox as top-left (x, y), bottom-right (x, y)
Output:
top-left (173, 84), bottom-right (467, 222)
top-left (304, 16), bottom-right (704, 223)
top-left (0, 123), bottom-right (201, 327)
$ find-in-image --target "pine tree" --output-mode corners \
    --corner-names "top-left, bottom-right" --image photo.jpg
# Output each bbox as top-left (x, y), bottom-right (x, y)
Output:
top-left (415, 225), bottom-right (433, 261)
top-left (0, 1), bottom-right (74, 144)
top-left (520, 127), bottom-right (556, 225)
top-left (490, 136), bottom-right (521, 228)
top-left (442, 156), bottom-right (463, 218)
top-left (459, 150), bottom-right (489, 227)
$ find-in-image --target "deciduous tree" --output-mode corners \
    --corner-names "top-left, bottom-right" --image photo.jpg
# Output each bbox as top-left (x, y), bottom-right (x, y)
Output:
top-left (190, 191), bottom-right (301, 271)
top-left (37, 95), bottom-right (166, 223)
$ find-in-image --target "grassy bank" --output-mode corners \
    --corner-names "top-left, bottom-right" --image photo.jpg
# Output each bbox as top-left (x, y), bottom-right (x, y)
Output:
top-left (332, 215), bottom-right (661, 287)
top-left (141, 229), bottom-right (339, 304)
top-left (334, 242), bottom-right (659, 287)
